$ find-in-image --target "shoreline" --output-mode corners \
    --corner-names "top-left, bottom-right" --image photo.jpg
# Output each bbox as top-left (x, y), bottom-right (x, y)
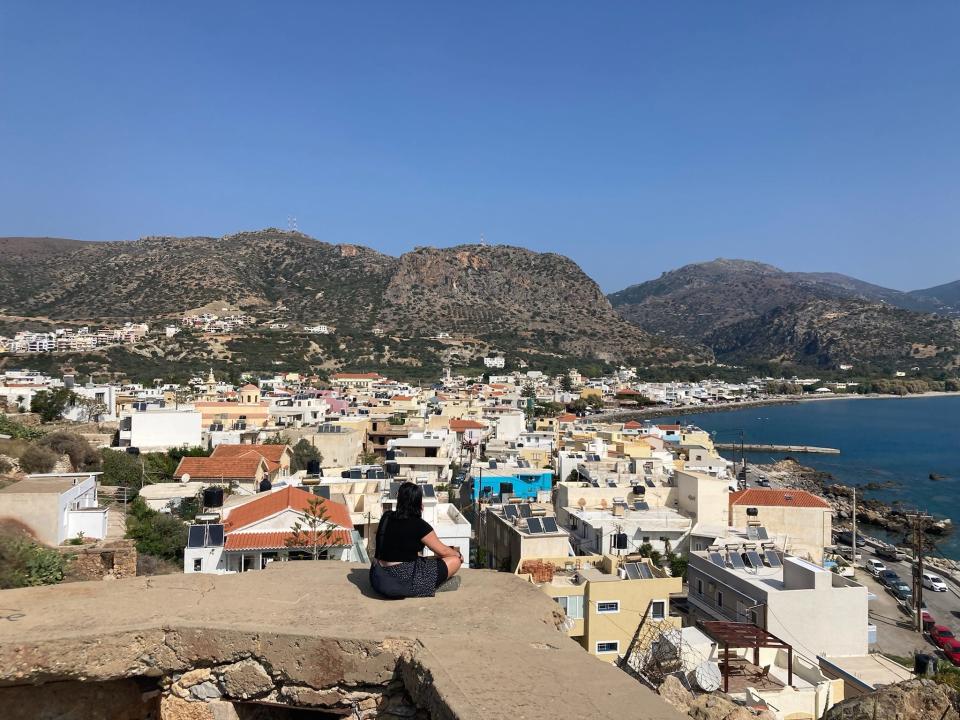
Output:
top-left (592, 390), bottom-right (960, 422)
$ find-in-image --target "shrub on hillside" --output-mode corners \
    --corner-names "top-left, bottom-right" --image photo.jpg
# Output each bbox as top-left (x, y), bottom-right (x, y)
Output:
top-left (19, 445), bottom-right (59, 474)
top-left (0, 530), bottom-right (69, 589)
top-left (36, 431), bottom-right (100, 471)
top-left (125, 498), bottom-right (188, 562)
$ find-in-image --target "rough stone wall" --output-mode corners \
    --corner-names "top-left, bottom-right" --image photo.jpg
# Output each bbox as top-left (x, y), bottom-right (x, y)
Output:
top-left (61, 539), bottom-right (138, 581)
top-left (0, 678), bottom-right (157, 720)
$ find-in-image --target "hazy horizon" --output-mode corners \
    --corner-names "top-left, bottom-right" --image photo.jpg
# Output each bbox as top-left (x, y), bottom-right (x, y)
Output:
top-left (3, 2), bottom-right (959, 292)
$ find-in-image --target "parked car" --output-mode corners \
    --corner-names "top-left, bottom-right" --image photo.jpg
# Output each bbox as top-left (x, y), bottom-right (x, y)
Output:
top-left (931, 625), bottom-right (957, 650)
top-left (879, 570), bottom-right (901, 587)
top-left (837, 531), bottom-right (867, 548)
top-left (923, 573), bottom-right (949, 592)
top-left (891, 582), bottom-right (913, 603)
top-left (877, 545), bottom-right (909, 561)
top-left (943, 639), bottom-right (960, 667)
top-left (865, 559), bottom-right (886, 576)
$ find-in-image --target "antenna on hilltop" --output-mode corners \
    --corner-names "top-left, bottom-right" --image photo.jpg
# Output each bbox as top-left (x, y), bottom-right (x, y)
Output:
top-left (287, 216), bottom-right (298, 233)
top-left (479, 233), bottom-right (487, 246)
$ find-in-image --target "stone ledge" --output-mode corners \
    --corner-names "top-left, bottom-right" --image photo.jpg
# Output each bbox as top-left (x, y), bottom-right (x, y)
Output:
top-left (0, 562), bottom-right (683, 720)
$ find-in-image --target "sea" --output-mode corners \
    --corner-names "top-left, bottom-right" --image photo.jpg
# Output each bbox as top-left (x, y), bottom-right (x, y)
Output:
top-left (669, 396), bottom-right (960, 558)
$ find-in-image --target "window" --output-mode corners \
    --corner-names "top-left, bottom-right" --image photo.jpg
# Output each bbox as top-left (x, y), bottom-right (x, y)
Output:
top-left (597, 601), bottom-right (620, 614)
top-left (193, 558), bottom-right (202, 572)
top-left (717, 591), bottom-right (724, 609)
top-left (596, 641), bottom-right (620, 654)
top-left (642, 536), bottom-right (650, 543)
top-left (650, 600), bottom-right (666, 621)
top-left (554, 595), bottom-right (584, 620)
top-left (697, 579), bottom-right (703, 596)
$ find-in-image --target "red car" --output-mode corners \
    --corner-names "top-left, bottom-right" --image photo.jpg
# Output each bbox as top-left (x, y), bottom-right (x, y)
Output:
top-left (943, 639), bottom-right (960, 667)
top-left (930, 625), bottom-right (956, 650)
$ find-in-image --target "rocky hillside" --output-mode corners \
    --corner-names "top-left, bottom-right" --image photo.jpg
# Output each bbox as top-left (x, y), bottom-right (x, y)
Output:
top-left (0, 231), bottom-right (696, 366)
top-left (707, 299), bottom-right (960, 370)
top-left (609, 259), bottom-right (960, 370)
top-left (377, 245), bottom-right (685, 361)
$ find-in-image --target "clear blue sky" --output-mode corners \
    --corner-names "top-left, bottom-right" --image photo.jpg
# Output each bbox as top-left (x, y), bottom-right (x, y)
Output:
top-left (2, 2), bottom-right (959, 292)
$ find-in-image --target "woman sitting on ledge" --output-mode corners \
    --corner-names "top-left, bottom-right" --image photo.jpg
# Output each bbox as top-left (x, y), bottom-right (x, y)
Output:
top-left (370, 481), bottom-right (462, 597)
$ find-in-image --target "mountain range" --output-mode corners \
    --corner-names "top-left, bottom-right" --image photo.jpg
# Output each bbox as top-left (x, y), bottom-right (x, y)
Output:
top-left (608, 259), bottom-right (960, 372)
top-left (1, 234), bottom-right (958, 377)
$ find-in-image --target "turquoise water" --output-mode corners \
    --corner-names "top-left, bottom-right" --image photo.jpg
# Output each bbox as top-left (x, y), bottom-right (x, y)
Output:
top-left (673, 396), bottom-right (960, 557)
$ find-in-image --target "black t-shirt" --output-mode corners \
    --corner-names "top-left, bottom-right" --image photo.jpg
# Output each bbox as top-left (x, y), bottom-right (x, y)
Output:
top-left (375, 511), bottom-right (434, 562)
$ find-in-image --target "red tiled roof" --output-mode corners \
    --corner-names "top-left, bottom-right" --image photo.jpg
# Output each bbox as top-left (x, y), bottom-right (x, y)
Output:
top-left (449, 419), bottom-right (485, 431)
top-left (729, 488), bottom-right (830, 509)
top-left (623, 420), bottom-right (643, 429)
top-left (224, 486), bottom-right (353, 532)
top-left (391, 395), bottom-right (414, 402)
top-left (224, 529), bottom-right (353, 550)
top-left (557, 413), bottom-right (577, 423)
top-left (210, 444), bottom-right (289, 473)
top-left (333, 372), bottom-right (380, 380)
top-left (173, 456), bottom-right (266, 480)
top-left (657, 424), bottom-right (681, 431)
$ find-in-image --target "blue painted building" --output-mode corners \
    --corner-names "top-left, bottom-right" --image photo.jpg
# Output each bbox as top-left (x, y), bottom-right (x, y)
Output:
top-left (466, 466), bottom-right (555, 502)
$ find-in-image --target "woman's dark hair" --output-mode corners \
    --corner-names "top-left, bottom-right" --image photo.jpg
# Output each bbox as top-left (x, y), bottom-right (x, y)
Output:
top-left (395, 482), bottom-right (423, 520)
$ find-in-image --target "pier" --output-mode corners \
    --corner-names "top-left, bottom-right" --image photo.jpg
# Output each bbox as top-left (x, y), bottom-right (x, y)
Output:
top-left (715, 443), bottom-right (840, 455)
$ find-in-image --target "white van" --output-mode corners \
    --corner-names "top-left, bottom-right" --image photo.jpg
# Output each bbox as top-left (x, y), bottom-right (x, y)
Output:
top-left (922, 572), bottom-right (948, 592)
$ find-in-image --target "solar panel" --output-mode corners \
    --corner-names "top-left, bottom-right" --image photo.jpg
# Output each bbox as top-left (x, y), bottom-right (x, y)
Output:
top-left (756, 527), bottom-right (769, 541)
top-left (709, 552), bottom-right (725, 567)
top-left (746, 551), bottom-right (764, 568)
top-left (764, 550), bottom-right (782, 568)
top-left (607, 480), bottom-right (617, 488)
top-left (624, 562), bottom-right (642, 579)
top-left (637, 563), bottom-right (654, 579)
top-left (187, 525), bottom-right (205, 548)
top-left (727, 552), bottom-right (745, 569)
top-left (645, 478), bottom-right (655, 487)
top-left (591, 481), bottom-right (600, 488)
top-left (422, 485), bottom-right (436, 498)
top-left (518, 504), bottom-right (532, 518)
top-left (541, 517), bottom-right (559, 533)
top-left (634, 501), bottom-right (649, 511)
top-left (206, 524), bottom-right (224, 547)
top-left (746, 527), bottom-right (759, 541)
top-left (503, 505), bottom-right (519, 519)
top-left (526, 518), bottom-right (544, 534)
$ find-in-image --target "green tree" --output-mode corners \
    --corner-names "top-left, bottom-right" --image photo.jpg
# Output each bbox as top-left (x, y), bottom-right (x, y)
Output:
top-left (586, 394), bottom-right (604, 409)
top-left (285, 496), bottom-right (336, 560)
top-left (125, 498), bottom-right (188, 562)
top-left (100, 448), bottom-right (143, 487)
top-left (560, 374), bottom-right (573, 392)
top-left (291, 439), bottom-right (322, 472)
top-left (30, 388), bottom-right (76, 423)
top-left (0, 532), bottom-right (68, 588)
top-left (667, 553), bottom-right (688, 580)
top-left (521, 384), bottom-right (537, 398)
top-left (359, 450), bottom-right (379, 466)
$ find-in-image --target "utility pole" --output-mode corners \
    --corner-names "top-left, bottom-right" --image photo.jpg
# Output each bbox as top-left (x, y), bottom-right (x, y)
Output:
top-left (851, 487), bottom-right (857, 565)
top-left (909, 511), bottom-right (932, 633)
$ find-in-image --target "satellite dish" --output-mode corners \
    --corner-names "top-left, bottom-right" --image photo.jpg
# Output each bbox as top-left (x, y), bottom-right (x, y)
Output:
top-left (180, 473), bottom-right (191, 484)
top-left (693, 661), bottom-right (722, 692)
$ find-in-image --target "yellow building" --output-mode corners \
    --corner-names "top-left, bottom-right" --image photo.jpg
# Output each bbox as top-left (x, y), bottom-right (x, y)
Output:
top-left (518, 555), bottom-right (681, 663)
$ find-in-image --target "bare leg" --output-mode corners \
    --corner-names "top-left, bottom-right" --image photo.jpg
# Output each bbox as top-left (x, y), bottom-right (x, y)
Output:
top-left (441, 555), bottom-right (461, 578)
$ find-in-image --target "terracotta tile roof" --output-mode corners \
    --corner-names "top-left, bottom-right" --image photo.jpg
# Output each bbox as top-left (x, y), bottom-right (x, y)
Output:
top-left (332, 372), bottom-right (380, 380)
top-left (173, 456), bottom-right (266, 481)
top-left (449, 419), bottom-right (485, 431)
top-left (224, 529), bottom-right (353, 550)
top-left (240, 383), bottom-right (260, 392)
top-left (657, 424), bottom-right (681, 431)
top-left (391, 395), bottom-right (414, 402)
top-left (224, 486), bottom-right (353, 532)
top-left (623, 420), bottom-right (643, 429)
top-left (729, 488), bottom-right (830, 509)
top-left (557, 414), bottom-right (577, 423)
top-left (210, 444), bottom-right (289, 472)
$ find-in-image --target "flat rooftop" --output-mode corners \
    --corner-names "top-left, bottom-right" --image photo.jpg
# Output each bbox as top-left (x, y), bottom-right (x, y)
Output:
top-left (0, 475), bottom-right (92, 494)
top-left (0, 563), bottom-right (682, 720)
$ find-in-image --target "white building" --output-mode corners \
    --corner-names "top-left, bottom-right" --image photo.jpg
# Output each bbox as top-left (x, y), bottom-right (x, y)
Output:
top-left (483, 356), bottom-right (506, 369)
top-left (0, 472), bottom-right (107, 545)
top-left (118, 405), bottom-right (203, 451)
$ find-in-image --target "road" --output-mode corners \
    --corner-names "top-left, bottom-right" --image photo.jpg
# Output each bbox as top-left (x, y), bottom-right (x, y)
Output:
top-left (854, 547), bottom-right (960, 661)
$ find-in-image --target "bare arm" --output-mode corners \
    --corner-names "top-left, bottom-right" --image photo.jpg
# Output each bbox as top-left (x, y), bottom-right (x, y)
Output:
top-left (421, 531), bottom-right (462, 560)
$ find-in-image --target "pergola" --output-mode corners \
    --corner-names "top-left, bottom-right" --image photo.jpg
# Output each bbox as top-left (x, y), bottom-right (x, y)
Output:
top-left (700, 621), bottom-right (793, 693)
